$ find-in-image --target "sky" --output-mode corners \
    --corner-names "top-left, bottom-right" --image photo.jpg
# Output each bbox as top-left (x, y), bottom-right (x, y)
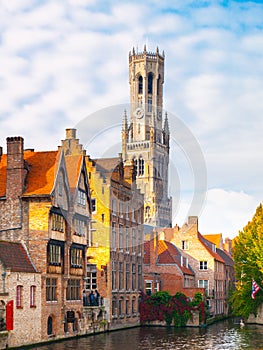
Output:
top-left (1, 0), bottom-right (263, 239)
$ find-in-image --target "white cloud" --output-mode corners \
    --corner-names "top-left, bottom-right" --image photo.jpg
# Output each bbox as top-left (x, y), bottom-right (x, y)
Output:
top-left (198, 188), bottom-right (259, 239)
top-left (0, 0), bottom-right (263, 236)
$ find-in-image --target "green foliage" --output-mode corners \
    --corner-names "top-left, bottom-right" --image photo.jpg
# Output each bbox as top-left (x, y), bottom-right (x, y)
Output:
top-left (139, 291), bottom-right (206, 326)
top-left (231, 203), bottom-right (263, 318)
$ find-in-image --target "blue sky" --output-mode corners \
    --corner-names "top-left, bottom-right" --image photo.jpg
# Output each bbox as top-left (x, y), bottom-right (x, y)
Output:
top-left (1, 0), bottom-right (263, 238)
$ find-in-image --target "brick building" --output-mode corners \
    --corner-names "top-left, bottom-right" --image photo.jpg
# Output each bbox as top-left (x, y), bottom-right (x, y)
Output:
top-left (143, 233), bottom-right (205, 298)
top-left (0, 241), bottom-right (41, 348)
top-left (0, 133), bottom-right (91, 344)
top-left (161, 217), bottom-right (226, 316)
top-left (85, 152), bottom-right (144, 328)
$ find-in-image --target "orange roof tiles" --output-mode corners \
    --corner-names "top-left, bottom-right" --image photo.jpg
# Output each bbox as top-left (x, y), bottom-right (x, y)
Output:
top-left (23, 150), bottom-right (59, 196)
top-left (0, 149), bottom-right (60, 197)
top-left (203, 234), bottom-right (223, 249)
top-left (65, 155), bottom-right (82, 193)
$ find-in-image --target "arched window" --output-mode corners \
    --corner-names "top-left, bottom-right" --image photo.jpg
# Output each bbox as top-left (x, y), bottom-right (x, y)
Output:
top-left (148, 73), bottom-right (153, 94)
top-left (47, 316), bottom-right (53, 335)
top-left (138, 76), bottom-right (143, 94)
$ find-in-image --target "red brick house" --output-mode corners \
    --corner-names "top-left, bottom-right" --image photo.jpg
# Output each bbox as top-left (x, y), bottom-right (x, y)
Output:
top-left (143, 233), bottom-right (201, 298)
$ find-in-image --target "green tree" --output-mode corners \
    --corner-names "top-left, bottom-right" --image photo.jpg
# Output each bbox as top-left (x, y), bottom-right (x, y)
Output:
top-left (231, 203), bottom-right (263, 317)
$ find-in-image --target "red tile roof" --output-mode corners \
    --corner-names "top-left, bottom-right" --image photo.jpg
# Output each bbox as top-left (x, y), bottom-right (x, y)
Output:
top-left (0, 241), bottom-right (37, 273)
top-left (144, 239), bottom-right (194, 275)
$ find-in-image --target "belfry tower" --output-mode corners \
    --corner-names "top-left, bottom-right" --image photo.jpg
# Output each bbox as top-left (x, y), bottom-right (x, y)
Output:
top-left (122, 46), bottom-right (172, 228)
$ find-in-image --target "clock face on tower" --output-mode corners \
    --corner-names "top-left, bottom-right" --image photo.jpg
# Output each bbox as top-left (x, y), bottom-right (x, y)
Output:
top-left (133, 107), bottom-right (144, 119)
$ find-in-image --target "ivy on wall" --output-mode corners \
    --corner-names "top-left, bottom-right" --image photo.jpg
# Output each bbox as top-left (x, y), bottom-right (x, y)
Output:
top-left (139, 291), bottom-right (206, 326)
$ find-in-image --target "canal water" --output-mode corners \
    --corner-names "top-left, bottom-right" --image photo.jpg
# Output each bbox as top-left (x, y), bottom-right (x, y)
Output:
top-left (33, 319), bottom-right (263, 350)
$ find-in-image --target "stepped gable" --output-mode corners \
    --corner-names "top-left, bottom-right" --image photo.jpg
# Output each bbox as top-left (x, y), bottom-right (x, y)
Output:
top-left (0, 241), bottom-right (37, 273)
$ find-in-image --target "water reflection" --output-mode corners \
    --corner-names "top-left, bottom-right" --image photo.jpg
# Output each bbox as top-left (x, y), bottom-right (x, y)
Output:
top-left (33, 319), bottom-right (263, 350)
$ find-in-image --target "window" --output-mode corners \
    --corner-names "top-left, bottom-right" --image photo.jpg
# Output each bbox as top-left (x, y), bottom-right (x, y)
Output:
top-left (134, 159), bottom-right (138, 176)
top-left (200, 261), bottom-right (208, 270)
top-left (138, 264), bottom-right (142, 290)
top-left (126, 299), bottom-right (129, 315)
top-left (112, 222), bottom-right (116, 249)
top-left (71, 247), bottom-right (83, 268)
top-left (138, 157), bottom-right (144, 176)
top-left (182, 240), bottom-right (188, 250)
top-left (132, 264), bottom-right (136, 290)
top-left (132, 228), bottom-right (136, 252)
top-left (119, 262), bottom-right (123, 290)
top-left (46, 278), bottom-right (57, 301)
top-left (138, 75), bottom-right (143, 94)
top-left (146, 281), bottom-right (152, 296)
top-left (125, 227), bottom-right (129, 251)
top-left (74, 217), bottom-right (86, 236)
top-left (112, 261), bottom-right (116, 290)
top-left (119, 225), bottom-right (123, 250)
top-left (49, 243), bottom-right (61, 265)
top-left (16, 285), bottom-right (23, 308)
top-left (78, 190), bottom-right (86, 206)
top-left (112, 199), bottom-right (117, 214)
top-left (148, 73), bottom-right (153, 94)
top-left (126, 263), bottom-right (130, 290)
top-left (198, 279), bottom-right (209, 294)
top-left (118, 299), bottom-right (123, 316)
top-left (154, 281), bottom-right (160, 293)
top-left (86, 264), bottom-right (97, 290)
top-left (132, 299), bottom-right (136, 314)
top-left (51, 213), bottom-right (64, 232)
top-left (148, 97), bottom-right (152, 112)
top-left (30, 286), bottom-right (36, 307)
top-left (91, 198), bottom-right (96, 212)
top-left (66, 279), bottom-right (81, 301)
top-left (112, 299), bottom-right (116, 316)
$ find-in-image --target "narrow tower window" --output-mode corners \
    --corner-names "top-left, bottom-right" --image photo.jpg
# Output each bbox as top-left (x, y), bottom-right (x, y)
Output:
top-left (138, 76), bottom-right (143, 94)
top-left (148, 73), bottom-right (153, 94)
top-left (139, 157), bottom-right (144, 176)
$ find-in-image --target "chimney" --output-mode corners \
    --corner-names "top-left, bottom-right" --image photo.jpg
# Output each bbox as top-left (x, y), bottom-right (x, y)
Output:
top-left (6, 137), bottom-right (25, 198)
top-left (149, 229), bottom-right (159, 268)
top-left (188, 216), bottom-right (198, 225)
top-left (66, 128), bottom-right (76, 139)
